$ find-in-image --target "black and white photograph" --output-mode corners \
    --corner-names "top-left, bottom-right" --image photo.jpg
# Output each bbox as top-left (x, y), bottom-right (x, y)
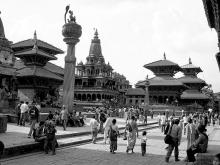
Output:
top-left (0, 0), bottom-right (220, 165)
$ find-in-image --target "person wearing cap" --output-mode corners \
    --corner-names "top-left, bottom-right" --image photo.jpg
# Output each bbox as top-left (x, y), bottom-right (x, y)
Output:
top-left (186, 124), bottom-right (208, 163)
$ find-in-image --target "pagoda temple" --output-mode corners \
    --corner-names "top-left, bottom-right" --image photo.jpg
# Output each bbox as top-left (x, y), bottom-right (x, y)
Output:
top-left (135, 53), bottom-right (186, 104)
top-left (126, 54), bottom-right (210, 112)
top-left (0, 13), bottom-right (16, 112)
top-left (178, 58), bottom-right (209, 107)
top-left (12, 31), bottom-right (64, 104)
top-left (74, 30), bottom-right (131, 108)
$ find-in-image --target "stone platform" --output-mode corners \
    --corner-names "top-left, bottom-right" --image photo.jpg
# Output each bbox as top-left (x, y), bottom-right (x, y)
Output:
top-left (0, 117), bottom-right (158, 158)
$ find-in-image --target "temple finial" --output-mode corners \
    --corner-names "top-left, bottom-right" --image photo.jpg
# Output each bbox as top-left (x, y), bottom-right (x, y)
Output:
top-left (163, 52), bottom-right (166, 60)
top-left (94, 28), bottom-right (98, 39)
top-left (146, 75), bottom-right (149, 80)
top-left (33, 30), bottom-right (38, 50)
top-left (189, 57), bottom-right (192, 64)
top-left (34, 30), bottom-right (37, 40)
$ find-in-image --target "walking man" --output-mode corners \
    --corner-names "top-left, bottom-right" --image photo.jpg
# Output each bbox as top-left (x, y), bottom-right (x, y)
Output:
top-left (60, 105), bottom-right (68, 131)
top-left (89, 116), bottom-right (99, 144)
top-left (28, 101), bottom-right (39, 138)
top-left (165, 119), bottom-right (182, 162)
top-left (19, 101), bottom-right (29, 126)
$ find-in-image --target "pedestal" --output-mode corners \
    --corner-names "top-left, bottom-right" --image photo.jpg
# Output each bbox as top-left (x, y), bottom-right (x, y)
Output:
top-left (0, 114), bottom-right (7, 133)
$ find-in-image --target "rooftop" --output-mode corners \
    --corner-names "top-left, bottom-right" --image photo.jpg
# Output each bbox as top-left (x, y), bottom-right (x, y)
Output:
top-left (11, 31), bottom-right (64, 55)
top-left (178, 76), bottom-right (206, 84)
top-left (125, 88), bottom-right (145, 96)
top-left (14, 60), bottom-right (64, 77)
top-left (136, 76), bottom-right (185, 87)
top-left (16, 65), bottom-right (63, 81)
top-left (181, 90), bottom-right (210, 100)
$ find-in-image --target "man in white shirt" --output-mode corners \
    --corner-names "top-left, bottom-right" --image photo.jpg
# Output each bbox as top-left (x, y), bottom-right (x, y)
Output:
top-left (161, 112), bottom-right (166, 133)
top-left (89, 116), bottom-right (99, 144)
top-left (19, 101), bottom-right (29, 126)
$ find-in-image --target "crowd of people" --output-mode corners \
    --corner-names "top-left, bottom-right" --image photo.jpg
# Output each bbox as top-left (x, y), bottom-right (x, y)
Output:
top-left (8, 103), bottom-right (220, 163)
top-left (157, 111), bottom-right (220, 164)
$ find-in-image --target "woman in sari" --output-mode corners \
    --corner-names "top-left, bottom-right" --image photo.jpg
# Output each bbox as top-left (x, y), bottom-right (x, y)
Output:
top-left (126, 116), bottom-right (138, 153)
top-left (109, 119), bottom-right (119, 154)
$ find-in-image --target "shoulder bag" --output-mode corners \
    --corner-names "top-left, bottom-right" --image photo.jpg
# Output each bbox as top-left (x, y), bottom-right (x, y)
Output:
top-left (164, 124), bottom-right (173, 144)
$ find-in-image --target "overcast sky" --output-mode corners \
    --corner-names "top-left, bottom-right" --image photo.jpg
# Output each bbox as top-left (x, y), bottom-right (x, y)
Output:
top-left (1, 0), bottom-right (220, 92)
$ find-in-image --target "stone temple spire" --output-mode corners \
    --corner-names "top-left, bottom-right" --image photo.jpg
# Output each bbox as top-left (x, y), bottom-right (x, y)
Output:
top-left (89, 28), bottom-right (103, 57)
top-left (0, 11), bottom-right (6, 38)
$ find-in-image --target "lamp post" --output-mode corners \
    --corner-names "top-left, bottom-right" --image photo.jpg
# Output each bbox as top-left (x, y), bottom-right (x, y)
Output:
top-left (144, 75), bottom-right (150, 124)
top-left (62, 5), bottom-right (82, 112)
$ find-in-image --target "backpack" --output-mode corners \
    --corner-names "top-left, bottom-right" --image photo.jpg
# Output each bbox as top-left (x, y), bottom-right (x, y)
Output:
top-left (100, 113), bottom-right (106, 123)
top-left (29, 105), bottom-right (38, 118)
top-left (45, 121), bottom-right (56, 140)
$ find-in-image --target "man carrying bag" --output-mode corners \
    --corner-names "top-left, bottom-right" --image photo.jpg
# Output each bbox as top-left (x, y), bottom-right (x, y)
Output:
top-left (165, 119), bottom-right (182, 163)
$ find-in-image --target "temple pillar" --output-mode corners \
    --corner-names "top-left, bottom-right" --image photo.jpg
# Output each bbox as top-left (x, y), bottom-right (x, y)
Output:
top-left (62, 8), bottom-right (82, 112)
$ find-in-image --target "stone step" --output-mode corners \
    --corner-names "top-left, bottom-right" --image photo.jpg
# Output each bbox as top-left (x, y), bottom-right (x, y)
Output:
top-left (58, 124), bottom-right (159, 148)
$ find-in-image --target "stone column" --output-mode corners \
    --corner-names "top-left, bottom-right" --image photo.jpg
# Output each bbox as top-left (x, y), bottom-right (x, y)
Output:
top-left (144, 75), bottom-right (150, 124)
top-left (62, 10), bottom-right (82, 112)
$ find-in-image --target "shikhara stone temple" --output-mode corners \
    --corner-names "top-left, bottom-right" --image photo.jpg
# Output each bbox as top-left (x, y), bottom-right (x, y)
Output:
top-left (74, 30), bottom-right (131, 109)
top-left (126, 53), bottom-right (210, 111)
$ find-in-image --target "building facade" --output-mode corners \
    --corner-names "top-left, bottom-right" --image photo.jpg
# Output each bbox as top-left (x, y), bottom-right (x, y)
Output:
top-left (74, 30), bottom-right (131, 109)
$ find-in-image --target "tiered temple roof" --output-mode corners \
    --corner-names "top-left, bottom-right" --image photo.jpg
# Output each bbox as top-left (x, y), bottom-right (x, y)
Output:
top-left (178, 58), bottom-right (209, 101)
top-left (137, 53), bottom-right (185, 88)
top-left (143, 53), bottom-right (182, 77)
top-left (12, 32), bottom-right (64, 81)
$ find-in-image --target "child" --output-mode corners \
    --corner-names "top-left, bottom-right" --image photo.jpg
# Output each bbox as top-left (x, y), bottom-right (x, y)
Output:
top-left (213, 153), bottom-right (220, 165)
top-left (141, 131), bottom-right (147, 156)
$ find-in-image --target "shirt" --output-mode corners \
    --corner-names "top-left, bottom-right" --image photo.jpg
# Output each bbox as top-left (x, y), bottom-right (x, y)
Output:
top-left (89, 118), bottom-right (99, 130)
top-left (60, 109), bottom-right (68, 120)
top-left (170, 124), bottom-right (182, 142)
top-left (141, 135), bottom-right (147, 143)
top-left (20, 103), bottom-right (28, 113)
top-left (161, 115), bottom-right (166, 124)
top-left (183, 116), bottom-right (187, 123)
top-left (103, 117), bottom-right (112, 130)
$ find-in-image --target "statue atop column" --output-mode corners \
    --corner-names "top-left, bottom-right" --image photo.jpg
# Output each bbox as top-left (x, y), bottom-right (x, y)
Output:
top-left (62, 5), bottom-right (82, 112)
